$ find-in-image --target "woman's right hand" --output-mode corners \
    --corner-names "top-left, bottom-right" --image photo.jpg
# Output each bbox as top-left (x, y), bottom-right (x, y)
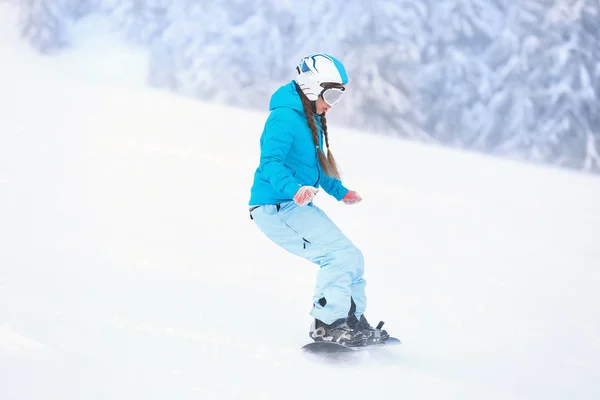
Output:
top-left (293, 186), bottom-right (319, 206)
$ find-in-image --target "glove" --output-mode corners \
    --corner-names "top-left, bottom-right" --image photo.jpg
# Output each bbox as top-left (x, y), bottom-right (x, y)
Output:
top-left (342, 190), bottom-right (362, 205)
top-left (293, 186), bottom-right (319, 206)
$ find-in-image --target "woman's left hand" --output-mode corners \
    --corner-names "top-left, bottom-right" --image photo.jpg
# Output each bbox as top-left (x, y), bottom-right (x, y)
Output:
top-left (342, 190), bottom-right (362, 205)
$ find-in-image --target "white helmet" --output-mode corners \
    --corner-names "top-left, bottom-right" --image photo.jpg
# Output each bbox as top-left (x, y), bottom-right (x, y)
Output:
top-left (294, 53), bottom-right (349, 105)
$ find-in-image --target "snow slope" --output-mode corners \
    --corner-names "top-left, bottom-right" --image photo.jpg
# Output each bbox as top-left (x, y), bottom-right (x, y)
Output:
top-left (1, 7), bottom-right (600, 400)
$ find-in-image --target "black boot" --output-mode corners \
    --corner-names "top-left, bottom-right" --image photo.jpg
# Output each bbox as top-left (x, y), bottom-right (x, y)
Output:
top-left (347, 314), bottom-right (390, 345)
top-left (309, 318), bottom-right (367, 347)
top-left (347, 299), bottom-right (389, 345)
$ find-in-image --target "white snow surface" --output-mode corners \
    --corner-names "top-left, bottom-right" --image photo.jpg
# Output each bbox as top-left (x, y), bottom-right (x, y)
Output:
top-left (1, 6), bottom-right (600, 400)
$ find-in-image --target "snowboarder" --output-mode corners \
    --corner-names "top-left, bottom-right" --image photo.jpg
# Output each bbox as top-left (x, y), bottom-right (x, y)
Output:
top-left (248, 53), bottom-right (389, 348)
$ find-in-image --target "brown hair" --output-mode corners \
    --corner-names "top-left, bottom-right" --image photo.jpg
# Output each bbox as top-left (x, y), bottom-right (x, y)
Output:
top-left (296, 83), bottom-right (342, 179)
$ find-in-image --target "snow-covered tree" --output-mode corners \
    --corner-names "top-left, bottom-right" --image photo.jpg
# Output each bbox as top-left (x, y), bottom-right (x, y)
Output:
top-left (100, 0), bottom-right (170, 45)
top-left (149, 0), bottom-right (238, 98)
top-left (19, 0), bottom-right (69, 53)
top-left (489, 0), bottom-right (600, 172)
top-left (406, 0), bottom-right (600, 173)
top-left (470, 0), bottom-right (557, 154)
top-left (410, 0), bottom-right (509, 148)
top-left (60, 0), bottom-right (99, 20)
top-left (327, 1), bottom-right (431, 140)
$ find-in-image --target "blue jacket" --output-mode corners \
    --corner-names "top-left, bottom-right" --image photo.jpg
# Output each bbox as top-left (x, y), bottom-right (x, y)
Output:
top-left (249, 81), bottom-right (349, 205)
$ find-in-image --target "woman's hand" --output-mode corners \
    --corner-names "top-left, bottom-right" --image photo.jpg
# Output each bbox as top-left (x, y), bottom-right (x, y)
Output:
top-left (293, 186), bottom-right (319, 206)
top-left (342, 190), bottom-right (362, 205)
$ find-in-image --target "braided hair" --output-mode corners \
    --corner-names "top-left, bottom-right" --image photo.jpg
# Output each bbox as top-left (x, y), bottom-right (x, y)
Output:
top-left (295, 83), bottom-right (342, 179)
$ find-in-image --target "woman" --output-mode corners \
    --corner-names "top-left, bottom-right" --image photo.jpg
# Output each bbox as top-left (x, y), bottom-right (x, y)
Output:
top-left (248, 53), bottom-right (389, 347)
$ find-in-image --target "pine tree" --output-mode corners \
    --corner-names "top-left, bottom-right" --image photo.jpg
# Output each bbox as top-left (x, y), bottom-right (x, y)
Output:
top-left (19, 0), bottom-right (69, 53)
top-left (150, 0), bottom-right (233, 98)
top-left (410, 0), bottom-right (509, 148)
top-left (152, 0), bottom-right (309, 107)
top-left (490, 0), bottom-right (600, 172)
top-left (578, 0), bottom-right (600, 172)
top-left (103, 0), bottom-right (170, 46)
top-left (472, 0), bottom-right (556, 156)
top-left (331, 1), bottom-right (432, 141)
top-left (60, 0), bottom-right (99, 20)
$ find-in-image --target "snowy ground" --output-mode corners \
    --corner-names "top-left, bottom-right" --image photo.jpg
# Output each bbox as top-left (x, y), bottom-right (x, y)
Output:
top-left (1, 7), bottom-right (600, 400)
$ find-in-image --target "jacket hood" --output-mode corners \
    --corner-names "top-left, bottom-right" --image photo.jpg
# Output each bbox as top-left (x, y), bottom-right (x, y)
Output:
top-left (269, 80), bottom-right (305, 113)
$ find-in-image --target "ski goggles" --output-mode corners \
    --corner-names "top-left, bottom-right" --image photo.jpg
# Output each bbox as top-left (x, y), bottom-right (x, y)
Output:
top-left (320, 86), bottom-right (346, 106)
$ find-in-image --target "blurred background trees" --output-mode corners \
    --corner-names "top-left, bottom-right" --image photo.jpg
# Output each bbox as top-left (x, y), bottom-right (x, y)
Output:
top-left (13, 0), bottom-right (600, 174)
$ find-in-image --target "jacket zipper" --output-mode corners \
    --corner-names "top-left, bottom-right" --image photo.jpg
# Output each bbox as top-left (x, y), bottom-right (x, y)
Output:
top-left (314, 146), bottom-right (321, 187)
top-left (313, 118), bottom-right (322, 187)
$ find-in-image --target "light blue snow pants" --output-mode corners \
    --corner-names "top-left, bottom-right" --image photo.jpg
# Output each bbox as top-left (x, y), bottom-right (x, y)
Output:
top-left (250, 201), bottom-right (366, 324)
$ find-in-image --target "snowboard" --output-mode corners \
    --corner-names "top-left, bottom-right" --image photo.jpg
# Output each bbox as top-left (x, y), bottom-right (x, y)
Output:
top-left (302, 337), bottom-right (401, 355)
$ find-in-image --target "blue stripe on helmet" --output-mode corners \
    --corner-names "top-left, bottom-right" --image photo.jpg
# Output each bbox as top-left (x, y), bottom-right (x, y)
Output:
top-left (300, 60), bottom-right (311, 73)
